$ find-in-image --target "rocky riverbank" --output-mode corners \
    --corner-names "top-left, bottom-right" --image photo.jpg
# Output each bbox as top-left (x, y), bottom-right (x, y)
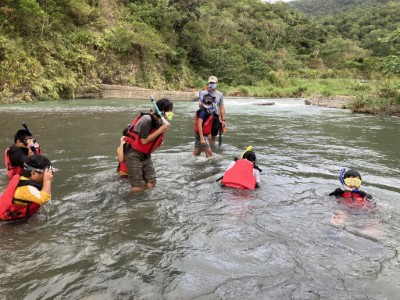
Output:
top-left (77, 85), bottom-right (355, 109)
top-left (304, 94), bottom-right (353, 109)
top-left (77, 84), bottom-right (199, 101)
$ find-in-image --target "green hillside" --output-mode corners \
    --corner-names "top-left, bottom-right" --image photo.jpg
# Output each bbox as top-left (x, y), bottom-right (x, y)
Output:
top-left (288, 0), bottom-right (394, 18)
top-left (0, 0), bottom-right (399, 115)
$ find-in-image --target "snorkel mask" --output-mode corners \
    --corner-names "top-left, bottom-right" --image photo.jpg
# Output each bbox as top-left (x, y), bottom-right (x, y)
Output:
top-left (24, 163), bottom-right (57, 174)
top-left (340, 168), bottom-right (362, 192)
top-left (164, 111), bottom-right (174, 120)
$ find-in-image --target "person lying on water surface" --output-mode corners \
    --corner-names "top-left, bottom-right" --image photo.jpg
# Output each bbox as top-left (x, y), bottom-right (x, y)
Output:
top-left (221, 148), bottom-right (261, 190)
top-left (124, 98), bottom-right (174, 191)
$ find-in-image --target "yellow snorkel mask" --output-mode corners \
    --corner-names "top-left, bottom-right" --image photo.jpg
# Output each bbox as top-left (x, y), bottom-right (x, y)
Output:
top-left (165, 111), bottom-right (174, 120)
top-left (344, 177), bottom-right (362, 189)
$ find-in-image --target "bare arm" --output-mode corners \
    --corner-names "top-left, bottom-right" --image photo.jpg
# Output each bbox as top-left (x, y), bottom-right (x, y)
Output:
top-left (117, 137), bottom-right (125, 162)
top-left (198, 118), bottom-right (206, 144)
top-left (140, 124), bottom-right (169, 145)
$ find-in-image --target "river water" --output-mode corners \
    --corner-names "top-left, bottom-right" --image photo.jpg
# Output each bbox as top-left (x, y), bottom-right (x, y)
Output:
top-left (0, 98), bottom-right (399, 300)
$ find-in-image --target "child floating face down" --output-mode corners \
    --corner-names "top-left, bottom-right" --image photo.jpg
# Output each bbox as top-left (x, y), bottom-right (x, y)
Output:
top-left (329, 169), bottom-right (373, 207)
top-left (221, 149), bottom-right (261, 190)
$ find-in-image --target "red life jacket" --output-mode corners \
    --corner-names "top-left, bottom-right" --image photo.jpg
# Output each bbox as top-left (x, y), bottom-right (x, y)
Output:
top-left (4, 146), bottom-right (42, 179)
top-left (117, 161), bottom-right (128, 176)
top-left (4, 147), bottom-right (23, 180)
top-left (124, 114), bottom-right (164, 155)
top-left (339, 191), bottom-right (372, 209)
top-left (222, 159), bottom-right (257, 190)
top-left (194, 110), bottom-right (213, 135)
top-left (0, 175), bottom-right (41, 222)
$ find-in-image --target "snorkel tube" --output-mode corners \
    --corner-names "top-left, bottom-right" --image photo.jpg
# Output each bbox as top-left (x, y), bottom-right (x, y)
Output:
top-left (22, 123), bottom-right (37, 154)
top-left (339, 167), bottom-right (360, 193)
top-left (241, 146), bottom-right (253, 159)
top-left (150, 96), bottom-right (170, 126)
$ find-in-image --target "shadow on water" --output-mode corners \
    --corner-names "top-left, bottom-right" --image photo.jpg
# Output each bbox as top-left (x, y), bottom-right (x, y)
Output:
top-left (0, 98), bottom-right (399, 299)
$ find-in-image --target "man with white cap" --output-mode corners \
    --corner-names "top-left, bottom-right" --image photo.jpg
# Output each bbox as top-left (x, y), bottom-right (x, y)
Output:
top-left (198, 75), bottom-right (226, 145)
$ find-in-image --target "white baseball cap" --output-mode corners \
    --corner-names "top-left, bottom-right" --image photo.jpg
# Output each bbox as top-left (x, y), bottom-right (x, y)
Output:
top-left (208, 76), bottom-right (218, 83)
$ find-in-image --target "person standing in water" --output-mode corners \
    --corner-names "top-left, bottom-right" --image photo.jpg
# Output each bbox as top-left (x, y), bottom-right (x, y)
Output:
top-left (124, 98), bottom-right (174, 191)
top-left (0, 155), bottom-right (54, 222)
top-left (193, 94), bottom-right (214, 158)
top-left (198, 76), bottom-right (226, 146)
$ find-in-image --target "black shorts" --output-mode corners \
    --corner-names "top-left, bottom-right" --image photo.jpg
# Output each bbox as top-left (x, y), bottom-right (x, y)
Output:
top-left (211, 115), bottom-right (221, 137)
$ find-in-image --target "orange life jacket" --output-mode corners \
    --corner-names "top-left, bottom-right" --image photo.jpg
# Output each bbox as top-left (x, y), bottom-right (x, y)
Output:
top-left (124, 114), bottom-right (163, 155)
top-left (0, 175), bottom-right (41, 221)
top-left (222, 159), bottom-right (257, 190)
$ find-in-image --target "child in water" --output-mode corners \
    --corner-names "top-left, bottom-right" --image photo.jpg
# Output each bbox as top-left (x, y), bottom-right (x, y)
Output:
top-left (221, 148), bottom-right (261, 190)
top-left (117, 126), bottom-right (130, 177)
top-left (329, 169), bottom-right (373, 208)
top-left (0, 155), bottom-right (54, 222)
top-left (193, 93), bottom-right (214, 158)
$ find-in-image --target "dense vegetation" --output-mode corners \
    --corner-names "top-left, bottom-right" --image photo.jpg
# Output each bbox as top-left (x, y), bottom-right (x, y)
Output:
top-left (288, 0), bottom-right (395, 18)
top-left (0, 0), bottom-right (399, 115)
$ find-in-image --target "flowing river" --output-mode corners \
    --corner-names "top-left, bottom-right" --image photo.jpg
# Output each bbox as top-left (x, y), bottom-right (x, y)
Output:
top-left (0, 98), bottom-right (399, 299)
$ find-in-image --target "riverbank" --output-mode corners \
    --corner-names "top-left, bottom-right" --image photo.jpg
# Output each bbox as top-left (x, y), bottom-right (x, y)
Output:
top-left (3, 83), bottom-right (398, 116)
top-left (77, 84), bottom-right (199, 102)
top-left (304, 94), bottom-right (353, 108)
top-left (89, 84), bottom-right (354, 109)
top-left (77, 84), bottom-right (353, 108)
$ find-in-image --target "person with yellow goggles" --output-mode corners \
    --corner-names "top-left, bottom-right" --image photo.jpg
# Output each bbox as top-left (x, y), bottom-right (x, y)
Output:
top-left (123, 98), bottom-right (174, 191)
top-left (329, 169), bottom-right (373, 207)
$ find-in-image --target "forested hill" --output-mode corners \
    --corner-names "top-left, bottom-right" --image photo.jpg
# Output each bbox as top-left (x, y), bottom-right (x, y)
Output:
top-left (288, 0), bottom-right (396, 18)
top-left (0, 0), bottom-right (399, 103)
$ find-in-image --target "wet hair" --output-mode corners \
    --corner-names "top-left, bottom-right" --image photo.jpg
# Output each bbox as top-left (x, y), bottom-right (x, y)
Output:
top-left (343, 169), bottom-right (361, 180)
top-left (14, 129), bottom-right (31, 144)
top-left (122, 126), bottom-right (130, 136)
top-left (243, 151), bottom-right (256, 163)
top-left (22, 155), bottom-right (51, 177)
top-left (156, 98), bottom-right (173, 113)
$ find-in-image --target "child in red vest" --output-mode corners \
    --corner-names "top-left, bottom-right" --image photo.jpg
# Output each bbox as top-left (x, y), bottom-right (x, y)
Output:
top-left (0, 155), bottom-right (54, 222)
top-left (193, 94), bottom-right (214, 158)
top-left (117, 126), bottom-right (130, 177)
top-left (329, 169), bottom-right (373, 209)
top-left (5, 129), bottom-right (41, 179)
top-left (221, 150), bottom-right (261, 190)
